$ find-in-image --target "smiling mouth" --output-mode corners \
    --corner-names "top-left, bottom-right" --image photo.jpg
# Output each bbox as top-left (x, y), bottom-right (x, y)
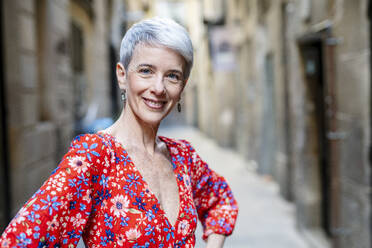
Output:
top-left (142, 97), bottom-right (167, 110)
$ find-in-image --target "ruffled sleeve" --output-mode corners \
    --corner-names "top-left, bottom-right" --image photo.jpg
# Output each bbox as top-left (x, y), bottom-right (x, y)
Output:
top-left (180, 139), bottom-right (238, 241)
top-left (0, 133), bottom-right (109, 247)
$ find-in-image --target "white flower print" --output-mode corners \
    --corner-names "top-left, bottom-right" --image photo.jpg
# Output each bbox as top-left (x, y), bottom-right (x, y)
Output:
top-left (1, 238), bottom-right (11, 248)
top-left (117, 234), bottom-right (125, 246)
top-left (46, 218), bottom-right (59, 231)
top-left (125, 228), bottom-right (141, 241)
top-left (110, 195), bottom-right (129, 217)
top-left (68, 156), bottom-right (88, 173)
top-left (14, 209), bottom-right (29, 224)
top-left (71, 213), bottom-right (87, 227)
top-left (178, 219), bottom-right (190, 236)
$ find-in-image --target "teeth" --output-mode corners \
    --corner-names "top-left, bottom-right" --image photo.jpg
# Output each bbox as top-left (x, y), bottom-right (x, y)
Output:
top-left (145, 99), bottom-right (165, 108)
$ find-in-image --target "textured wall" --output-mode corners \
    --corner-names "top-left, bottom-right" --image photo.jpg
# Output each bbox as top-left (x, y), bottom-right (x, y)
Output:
top-left (2, 0), bottom-right (113, 216)
top-left (184, 0), bottom-right (371, 247)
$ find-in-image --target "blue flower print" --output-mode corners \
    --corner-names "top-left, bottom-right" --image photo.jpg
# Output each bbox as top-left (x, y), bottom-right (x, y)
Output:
top-left (67, 230), bottom-right (79, 239)
top-left (145, 209), bottom-right (155, 221)
top-left (74, 185), bottom-right (85, 199)
top-left (40, 195), bottom-right (62, 215)
top-left (33, 204), bottom-right (40, 211)
top-left (100, 229), bottom-right (114, 246)
top-left (116, 153), bottom-right (131, 165)
top-left (79, 203), bottom-right (87, 211)
top-left (104, 213), bottom-right (113, 228)
top-left (77, 174), bottom-right (89, 186)
top-left (120, 216), bottom-right (129, 227)
top-left (69, 201), bottom-right (77, 210)
top-left (100, 175), bottom-right (109, 188)
top-left (92, 175), bottom-right (99, 183)
top-left (68, 178), bottom-right (77, 187)
top-left (133, 197), bottom-right (146, 211)
top-left (163, 220), bottom-right (175, 242)
top-left (26, 211), bottom-right (40, 223)
top-left (16, 233), bottom-right (31, 246)
top-left (126, 173), bottom-right (142, 189)
top-left (76, 142), bottom-right (100, 162)
top-left (175, 155), bottom-right (185, 165)
top-left (152, 204), bottom-right (159, 214)
top-left (145, 224), bottom-right (155, 236)
top-left (218, 218), bottom-right (226, 226)
top-left (123, 184), bottom-right (137, 197)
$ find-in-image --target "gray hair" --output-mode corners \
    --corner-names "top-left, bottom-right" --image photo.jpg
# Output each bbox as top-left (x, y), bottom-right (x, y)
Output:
top-left (119, 17), bottom-right (194, 80)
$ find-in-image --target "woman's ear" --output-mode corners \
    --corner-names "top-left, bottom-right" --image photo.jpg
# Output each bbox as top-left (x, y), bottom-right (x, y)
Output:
top-left (116, 62), bottom-right (127, 90)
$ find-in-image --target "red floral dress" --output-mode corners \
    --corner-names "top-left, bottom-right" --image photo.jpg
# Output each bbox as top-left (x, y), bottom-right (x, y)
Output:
top-left (0, 133), bottom-right (238, 247)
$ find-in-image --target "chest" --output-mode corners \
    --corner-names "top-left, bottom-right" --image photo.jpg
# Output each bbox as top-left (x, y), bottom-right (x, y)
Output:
top-left (130, 151), bottom-right (177, 199)
top-left (84, 144), bottom-right (198, 246)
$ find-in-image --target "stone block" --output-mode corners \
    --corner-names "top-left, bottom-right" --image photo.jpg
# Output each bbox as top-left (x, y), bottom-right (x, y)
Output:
top-left (340, 184), bottom-right (371, 248)
top-left (11, 122), bottom-right (57, 169)
top-left (10, 166), bottom-right (30, 215)
top-left (8, 92), bottom-right (39, 129)
top-left (48, 1), bottom-right (69, 34)
top-left (17, 0), bottom-right (34, 13)
top-left (19, 13), bottom-right (36, 52)
top-left (10, 154), bottom-right (55, 214)
top-left (20, 93), bottom-right (39, 127)
top-left (20, 54), bottom-right (37, 89)
top-left (25, 156), bottom-right (57, 200)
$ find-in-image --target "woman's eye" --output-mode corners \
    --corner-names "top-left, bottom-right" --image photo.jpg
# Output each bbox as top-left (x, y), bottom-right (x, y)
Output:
top-left (139, 68), bottom-right (152, 75)
top-left (167, 73), bottom-right (181, 81)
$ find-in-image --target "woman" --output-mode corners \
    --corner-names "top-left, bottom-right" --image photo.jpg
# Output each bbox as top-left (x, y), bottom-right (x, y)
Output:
top-left (0, 17), bottom-right (238, 248)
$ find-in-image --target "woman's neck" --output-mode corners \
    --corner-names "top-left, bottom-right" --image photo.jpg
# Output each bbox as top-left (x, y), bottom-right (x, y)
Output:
top-left (107, 107), bottom-right (160, 156)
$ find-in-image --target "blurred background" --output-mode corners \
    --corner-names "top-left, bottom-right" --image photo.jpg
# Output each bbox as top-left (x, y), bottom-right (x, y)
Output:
top-left (0, 0), bottom-right (371, 247)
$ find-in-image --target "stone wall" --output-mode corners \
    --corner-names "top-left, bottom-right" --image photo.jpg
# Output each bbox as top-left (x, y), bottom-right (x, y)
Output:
top-left (1, 0), bottom-right (114, 221)
top-left (184, 0), bottom-right (371, 247)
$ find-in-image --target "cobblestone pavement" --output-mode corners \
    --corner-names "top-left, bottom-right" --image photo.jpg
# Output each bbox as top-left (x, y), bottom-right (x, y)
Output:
top-left (78, 125), bottom-right (310, 248)
top-left (159, 125), bottom-right (310, 248)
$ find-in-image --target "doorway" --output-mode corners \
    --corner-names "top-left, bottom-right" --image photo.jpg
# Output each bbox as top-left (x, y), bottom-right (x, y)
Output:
top-left (299, 32), bottom-right (340, 247)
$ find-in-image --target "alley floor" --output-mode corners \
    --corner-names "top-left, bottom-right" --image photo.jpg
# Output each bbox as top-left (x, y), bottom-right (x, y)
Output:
top-left (159, 125), bottom-right (310, 248)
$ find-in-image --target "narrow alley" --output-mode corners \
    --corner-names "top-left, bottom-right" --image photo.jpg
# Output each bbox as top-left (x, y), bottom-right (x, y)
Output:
top-left (1, 1), bottom-right (371, 248)
top-left (159, 125), bottom-right (310, 248)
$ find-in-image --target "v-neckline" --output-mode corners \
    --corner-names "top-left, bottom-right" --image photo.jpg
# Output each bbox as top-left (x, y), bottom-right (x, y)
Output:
top-left (97, 132), bottom-right (182, 229)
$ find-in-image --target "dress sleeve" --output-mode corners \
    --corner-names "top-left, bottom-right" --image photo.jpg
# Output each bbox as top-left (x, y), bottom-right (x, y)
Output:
top-left (0, 133), bottom-right (109, 247)
top-left (180, 139), bottom-right (238, 241)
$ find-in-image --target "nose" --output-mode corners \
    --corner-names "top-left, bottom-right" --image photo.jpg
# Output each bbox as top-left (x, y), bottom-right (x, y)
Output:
top-left (152, 75), bottom-right (166, 95)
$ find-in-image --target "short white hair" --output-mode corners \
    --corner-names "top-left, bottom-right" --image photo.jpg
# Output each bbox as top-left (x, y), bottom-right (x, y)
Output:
top-left (119, 17), bottom-right (194, 80)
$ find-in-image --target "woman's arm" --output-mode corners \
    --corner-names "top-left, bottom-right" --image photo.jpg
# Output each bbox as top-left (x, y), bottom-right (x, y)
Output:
top-left (181, 139), bottom-right (238, 243)
top-left (206, 233), bottom-right (226, 248)
top-left (0, 134), bottom-right (108, 247)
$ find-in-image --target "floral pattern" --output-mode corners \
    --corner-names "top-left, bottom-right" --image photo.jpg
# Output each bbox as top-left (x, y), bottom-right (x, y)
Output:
top-left (0, 133), bottom-right (238, 247)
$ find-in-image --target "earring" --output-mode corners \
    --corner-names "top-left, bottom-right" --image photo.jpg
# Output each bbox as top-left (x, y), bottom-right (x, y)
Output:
top-left (177, 102), bottom-right (181, 112)
top-left (121, 90), bottom-right (126, 101)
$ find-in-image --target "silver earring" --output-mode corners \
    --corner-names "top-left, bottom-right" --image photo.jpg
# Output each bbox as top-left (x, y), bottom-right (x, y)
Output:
top-left (121, 90), bottom-right (126, 101)
top-left (177, 102), bottom-right (181, 112)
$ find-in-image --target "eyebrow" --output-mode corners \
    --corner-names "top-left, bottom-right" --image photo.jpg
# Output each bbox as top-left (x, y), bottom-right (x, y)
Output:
top-left (168, 69), bottom-right (183, 74)
top-left (137, 64), bottom-right (183, 75)
top-left (137, 63), bottom-right (156, 69)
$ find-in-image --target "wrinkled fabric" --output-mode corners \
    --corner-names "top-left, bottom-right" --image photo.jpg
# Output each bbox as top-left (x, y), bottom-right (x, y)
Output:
top-left (0, 133), bottom-right (238, 247)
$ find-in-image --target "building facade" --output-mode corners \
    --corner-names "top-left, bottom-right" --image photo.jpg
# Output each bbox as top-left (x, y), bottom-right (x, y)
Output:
top-left (185, 0), bottom-right (371, 248)
top-left (0, 0), bottom-right (125, 230)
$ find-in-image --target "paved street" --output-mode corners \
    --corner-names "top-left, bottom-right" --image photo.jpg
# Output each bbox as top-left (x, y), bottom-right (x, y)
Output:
top-left (159, 125), bottom-right (310, 248)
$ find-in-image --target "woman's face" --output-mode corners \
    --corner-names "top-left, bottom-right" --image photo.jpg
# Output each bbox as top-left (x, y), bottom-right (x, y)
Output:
top-left (117, 44), bottom-right (186, 126)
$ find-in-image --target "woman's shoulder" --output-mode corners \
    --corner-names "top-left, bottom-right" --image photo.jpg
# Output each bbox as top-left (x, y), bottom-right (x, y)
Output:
top-left (71, 133), bottom-right (106, 146)
top-left (68, 132), bottom-right (114, 157)
top-left (158, 135), bottom-right (195, 153)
